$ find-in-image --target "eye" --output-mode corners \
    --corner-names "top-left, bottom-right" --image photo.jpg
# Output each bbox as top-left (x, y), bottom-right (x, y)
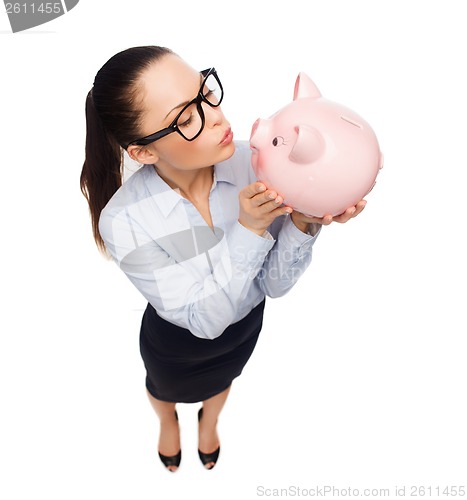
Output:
top-left (178, 113), bottom-right (194, 128)
top-left (272, 136), bottom-right (285, 147)
top-left (177, 104), bottom-right (196, 128)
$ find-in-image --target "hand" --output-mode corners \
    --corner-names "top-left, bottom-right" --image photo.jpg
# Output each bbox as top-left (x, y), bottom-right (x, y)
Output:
top-left (239, 182), bottom-right (293, 236)
top-left (291, 200), bottom-right (368, 233)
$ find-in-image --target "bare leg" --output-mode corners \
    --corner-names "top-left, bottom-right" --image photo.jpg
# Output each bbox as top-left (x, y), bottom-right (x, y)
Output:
top-left (146, 389), bottom-right (180, 472)
top-left (198, 384), bottom-right (231, 469)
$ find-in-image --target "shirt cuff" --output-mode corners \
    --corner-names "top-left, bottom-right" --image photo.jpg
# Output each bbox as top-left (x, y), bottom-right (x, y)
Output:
top-left (279, 215), bottom-right (321, 252)
top-left (227, 221), bottom-right (275, 268)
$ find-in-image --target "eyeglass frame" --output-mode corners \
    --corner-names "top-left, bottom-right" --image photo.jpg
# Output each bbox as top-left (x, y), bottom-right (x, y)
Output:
top-left (126, 68), bottom-right (223, 148)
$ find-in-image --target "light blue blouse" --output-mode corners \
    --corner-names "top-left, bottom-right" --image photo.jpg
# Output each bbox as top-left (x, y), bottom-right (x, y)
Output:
top-left (99, 141), bottom-right (320, 339)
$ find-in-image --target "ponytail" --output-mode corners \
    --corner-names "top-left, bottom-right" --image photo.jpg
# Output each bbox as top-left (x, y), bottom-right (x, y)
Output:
top-left (80, 90), bottom-right (123, 254)
top-left (79, 46), bottom-right (174, 255)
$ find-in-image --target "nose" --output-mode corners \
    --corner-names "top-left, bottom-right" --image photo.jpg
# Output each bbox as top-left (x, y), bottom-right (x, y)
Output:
top-left (202, 101), bottom-right (223, 127)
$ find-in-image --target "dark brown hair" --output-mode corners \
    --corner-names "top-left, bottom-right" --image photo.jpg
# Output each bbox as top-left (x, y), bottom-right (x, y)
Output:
top-left (80, 45), bottom-right (173, 254)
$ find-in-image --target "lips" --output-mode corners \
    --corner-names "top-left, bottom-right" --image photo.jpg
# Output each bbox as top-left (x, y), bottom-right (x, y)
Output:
top-left (219, 127), bottom-right (233, 145)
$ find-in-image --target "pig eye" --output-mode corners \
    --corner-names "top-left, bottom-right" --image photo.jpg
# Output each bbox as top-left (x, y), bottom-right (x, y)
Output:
top-left (272, 136), bottom-right (285, 147)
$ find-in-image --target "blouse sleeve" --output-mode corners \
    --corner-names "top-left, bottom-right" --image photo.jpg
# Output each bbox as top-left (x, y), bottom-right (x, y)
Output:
top-left (241, 140), bottom-right (321, 297)
top-left (256, 215), bottom-right (321, 298)
top-left (98, 206), bottom-right (275, 340)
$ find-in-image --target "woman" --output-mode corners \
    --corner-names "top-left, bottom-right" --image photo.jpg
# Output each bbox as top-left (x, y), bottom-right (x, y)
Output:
top-left (80, 46), bottom-right (365, 472)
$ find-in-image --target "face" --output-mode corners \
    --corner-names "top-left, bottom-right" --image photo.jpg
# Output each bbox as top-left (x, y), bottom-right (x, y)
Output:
top-left (129, 54), bottom-right (235, 170)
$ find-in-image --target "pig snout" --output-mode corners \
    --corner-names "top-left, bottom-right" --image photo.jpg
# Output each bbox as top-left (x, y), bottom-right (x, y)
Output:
top-left (250, 118), bottom-right (272, 150)
top-left (250, 119), bottom-right (260, 141)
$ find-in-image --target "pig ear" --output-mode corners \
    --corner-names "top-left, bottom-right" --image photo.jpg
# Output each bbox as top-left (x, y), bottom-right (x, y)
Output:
top-left (289, 125), bottom-right (324, 164)
top-left (293, 73), bottom-right (322, 100)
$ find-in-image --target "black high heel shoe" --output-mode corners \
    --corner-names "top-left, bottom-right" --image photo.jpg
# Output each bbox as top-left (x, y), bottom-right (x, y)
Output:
top-left (198, 407), bottom-right (220, 470)
top-left (158, 411), bottom-right (181, 472)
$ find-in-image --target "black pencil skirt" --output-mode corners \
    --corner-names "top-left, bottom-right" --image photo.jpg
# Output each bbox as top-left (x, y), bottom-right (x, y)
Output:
top-left (139, 299), bottom-right (266, 403)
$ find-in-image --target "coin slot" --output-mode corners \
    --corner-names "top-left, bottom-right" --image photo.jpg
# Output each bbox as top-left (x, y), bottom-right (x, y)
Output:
top-left (341, 116), bottom-right (363, 128)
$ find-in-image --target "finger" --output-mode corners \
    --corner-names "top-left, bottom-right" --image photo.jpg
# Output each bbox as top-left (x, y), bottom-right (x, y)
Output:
top-left (269, 205), bottom-right (293, 218)
top-left (289, 210), bottom-right (325, 224)
top-left (253, 190), bottom-right (280, 207)
top-left (335, 200), bottom-right (367, 222)
top-left (344, 206), bottom-right (357, 221)
top-left (354, 200), bottom-right (367, 215)
top-left (332, 208), bottom-right (354, 223)
top-left (258, 197), bottom-right (292, 217)
top-left (322, 215), bottom-right (333, 225)
top-left (266, 194), bottom-right (287, 213)
top-left (241, 182), bottom-right (266, 199)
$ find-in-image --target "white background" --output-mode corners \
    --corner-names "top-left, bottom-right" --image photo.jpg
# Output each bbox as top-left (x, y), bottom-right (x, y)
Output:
top-left (1, 0), bottom-right (466, 498)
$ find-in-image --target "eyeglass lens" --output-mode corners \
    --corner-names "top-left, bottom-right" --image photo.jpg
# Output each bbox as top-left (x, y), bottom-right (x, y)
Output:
top-left (176, 73), bottom-right (222, 140)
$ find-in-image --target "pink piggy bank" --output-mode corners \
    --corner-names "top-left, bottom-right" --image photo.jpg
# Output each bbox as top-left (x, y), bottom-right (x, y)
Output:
top-left (250, 73), bottom-right (383, 217)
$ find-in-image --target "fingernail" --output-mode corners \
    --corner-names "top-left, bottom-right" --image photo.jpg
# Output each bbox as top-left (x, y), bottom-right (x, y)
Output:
top-left (258, 184), bottom-right (266, 192)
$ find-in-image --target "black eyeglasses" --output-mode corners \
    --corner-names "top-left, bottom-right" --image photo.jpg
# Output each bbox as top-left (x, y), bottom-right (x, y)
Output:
top-left (126, 68), bottom-right (223, 148)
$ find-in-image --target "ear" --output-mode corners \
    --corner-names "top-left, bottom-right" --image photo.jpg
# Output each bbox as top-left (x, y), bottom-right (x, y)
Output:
top-left (127, 144), bottom-right (159, 165)
top-left (293, 73), bottom-right (321, 100)
top-left (289, 125), bottom-right (324, 164)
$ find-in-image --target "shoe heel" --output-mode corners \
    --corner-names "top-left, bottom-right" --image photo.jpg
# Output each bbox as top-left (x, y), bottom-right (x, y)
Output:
top-left (198, 408), bottom-right (220, 470)
top-left (158, 410), bottom-right (181, 472)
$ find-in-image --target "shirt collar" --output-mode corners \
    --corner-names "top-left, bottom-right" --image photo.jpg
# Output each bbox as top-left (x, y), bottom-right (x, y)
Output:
top-left (143, 160), bottom-right (237, 219)
top-left (143, 165), bottom-right (183, 218)
top-left (213, 157), bottom-right (237, 187)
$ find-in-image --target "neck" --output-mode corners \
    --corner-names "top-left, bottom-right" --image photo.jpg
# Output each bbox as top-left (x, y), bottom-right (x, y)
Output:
top-left (154, 164), bottom-right (214, 202)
